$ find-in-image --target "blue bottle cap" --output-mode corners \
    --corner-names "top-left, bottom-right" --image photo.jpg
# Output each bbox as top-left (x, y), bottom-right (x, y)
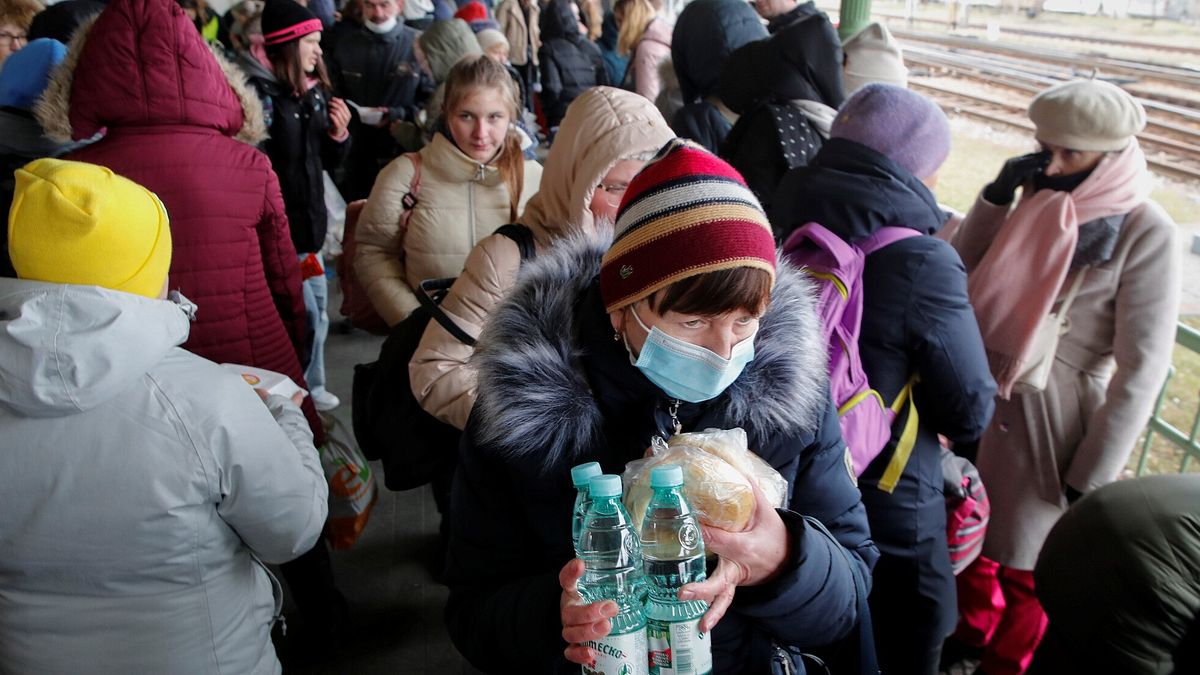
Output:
top-left (570, 461), bottom-right (603, 488)
top-left (650, 464), bottom-right (684, 488)
top-left (589, 474), bottom-right (623, 498)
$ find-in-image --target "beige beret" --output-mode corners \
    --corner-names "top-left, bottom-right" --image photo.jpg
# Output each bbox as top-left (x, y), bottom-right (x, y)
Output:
top-left (842, 22), bottom-right (908, 95)
top-left (1028, 79), bottom-right (1146, 152)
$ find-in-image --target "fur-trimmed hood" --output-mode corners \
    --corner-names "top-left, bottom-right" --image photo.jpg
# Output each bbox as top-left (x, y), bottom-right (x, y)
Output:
top-left (471, 230), bottom-right (830, 468)
top-left (34, 0), bottom-right (266, 146)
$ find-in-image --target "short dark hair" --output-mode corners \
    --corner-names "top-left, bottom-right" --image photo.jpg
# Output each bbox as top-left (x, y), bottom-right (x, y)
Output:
top-left (648, 267), bottom-right (772, 317)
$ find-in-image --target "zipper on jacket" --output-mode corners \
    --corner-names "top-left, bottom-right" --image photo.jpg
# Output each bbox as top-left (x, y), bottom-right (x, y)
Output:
top-left (250, 552), bottom-right (287, 636)
top-left (468, 180), bottom-right (477, 244)
top-left (667, 399), bottom-right (682, 435)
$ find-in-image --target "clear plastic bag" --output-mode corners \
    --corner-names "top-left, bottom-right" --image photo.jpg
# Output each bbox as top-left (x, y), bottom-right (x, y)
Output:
top-left (622, 428), bottom-right (787, 532)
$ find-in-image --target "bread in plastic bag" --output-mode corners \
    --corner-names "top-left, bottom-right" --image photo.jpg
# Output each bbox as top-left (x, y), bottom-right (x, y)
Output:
top-left (622, 428), bottom-right (787, 532)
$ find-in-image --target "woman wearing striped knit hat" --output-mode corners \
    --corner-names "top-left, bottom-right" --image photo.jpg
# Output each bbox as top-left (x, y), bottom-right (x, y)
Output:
top-left (443, 139), bottom-right (879, 674)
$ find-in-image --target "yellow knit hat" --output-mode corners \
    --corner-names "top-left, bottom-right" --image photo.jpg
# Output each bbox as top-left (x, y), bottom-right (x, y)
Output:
top-left (8, 158), bottom-right (172, 299)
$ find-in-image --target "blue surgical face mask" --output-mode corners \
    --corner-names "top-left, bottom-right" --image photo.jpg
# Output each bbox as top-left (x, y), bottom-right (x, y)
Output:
top-left (624, 304), bottom-right (757, 403)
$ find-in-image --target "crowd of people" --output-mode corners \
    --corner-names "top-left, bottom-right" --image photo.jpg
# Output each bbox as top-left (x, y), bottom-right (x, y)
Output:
top-left (0, 0), bottom-right (1193, 674)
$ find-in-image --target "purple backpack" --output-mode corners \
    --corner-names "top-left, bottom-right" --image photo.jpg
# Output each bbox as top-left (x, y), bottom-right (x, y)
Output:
top-left (782, 223), bottom-right (920, 492)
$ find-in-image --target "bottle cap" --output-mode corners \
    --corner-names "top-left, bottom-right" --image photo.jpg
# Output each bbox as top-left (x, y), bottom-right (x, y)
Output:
top-left (589, 474), bottom-right (623, 498)
top-left (570, 461), bottom-right (603, 488)
top-left (650, 464), bottom-right (684, 488)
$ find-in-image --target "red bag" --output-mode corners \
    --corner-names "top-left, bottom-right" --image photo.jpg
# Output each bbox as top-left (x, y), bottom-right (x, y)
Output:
top-left (337, 153), bottom-right (422, 335)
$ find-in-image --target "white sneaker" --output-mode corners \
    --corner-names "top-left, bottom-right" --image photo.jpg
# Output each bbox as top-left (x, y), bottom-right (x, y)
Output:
top-left (311, 389), bottom-right (340, 411)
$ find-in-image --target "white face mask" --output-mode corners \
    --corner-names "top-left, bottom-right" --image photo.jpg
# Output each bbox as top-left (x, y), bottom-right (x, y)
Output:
top-left (365, 15), bottom-right (398, 34)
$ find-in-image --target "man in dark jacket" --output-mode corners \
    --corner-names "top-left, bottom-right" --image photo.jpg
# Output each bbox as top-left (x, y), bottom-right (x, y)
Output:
top-left (1031, 474), bottom-right (1200, 675)
top-left (326, 0), bottom-right (432, 199)
top-left (754, 0), bottom-right (825, 35)
top-left (669, 0), bottom-right (765, 154)
top-left (716, 4), bottom-right (843, 215)
top-left (537, 0), bottom-right (607, 132)
top-left (444, 140), bottom-right (879, 674)
top-left (772, 84), bottom-right (997, 675)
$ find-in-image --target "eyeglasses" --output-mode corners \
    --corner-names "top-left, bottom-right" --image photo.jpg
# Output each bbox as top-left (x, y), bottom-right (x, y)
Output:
top-left (0, 31), bottom-right (26, 46)
top-left (597, 181), bottom-right (633, 205)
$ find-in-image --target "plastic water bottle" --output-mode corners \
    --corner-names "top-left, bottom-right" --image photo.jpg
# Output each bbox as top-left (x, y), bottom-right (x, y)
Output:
top-left (570, 461), bottom-right (603, 554)
top-left (640, 465), bottom-right (712, 675)
top-left (577, 475), bottom-right (649, 675)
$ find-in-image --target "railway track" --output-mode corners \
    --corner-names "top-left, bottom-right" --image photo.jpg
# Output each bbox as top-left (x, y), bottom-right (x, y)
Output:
top-left (871, 10), bottom-right (1200, 56)
top-left (893, 28), bottom-right (1200, 90)
top-left (910, 79), bottom-right (1200, 182)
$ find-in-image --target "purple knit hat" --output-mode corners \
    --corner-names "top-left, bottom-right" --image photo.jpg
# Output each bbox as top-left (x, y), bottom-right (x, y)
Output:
top-left (830, 83), bottom-right (950, 180)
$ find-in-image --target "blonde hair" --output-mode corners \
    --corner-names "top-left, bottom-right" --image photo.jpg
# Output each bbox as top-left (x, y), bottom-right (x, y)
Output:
top-left (0, 0), bottom-right (43, 31)
top-left (442, 54), bottom-right (526, 222)
top-left (616, 0), bottom-right (658, 57)
top-left (578, 0), bottom-right (602, 41)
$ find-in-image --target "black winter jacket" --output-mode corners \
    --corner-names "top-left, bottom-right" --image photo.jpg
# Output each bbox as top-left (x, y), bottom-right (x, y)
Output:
top-left (325, 21), bottom-right (432, 199)
top-left (443, 234), bottom-right (880, 674)
top-left (716, 8), bottom-right (843, 214)
top-left (250, 73), bottom-right (349, 255)
top-left (668, 0), bottom-right (765, 153)
top-left (537, 0), bottom-right (609, 129)
top-left (772, 138), bottom-right (996, 660)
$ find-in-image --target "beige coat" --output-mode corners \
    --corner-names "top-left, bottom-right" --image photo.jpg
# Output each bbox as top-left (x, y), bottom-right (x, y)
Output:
top-left (950, 194), bottom-right (1180, 570)
top-left (410, 87), bottom-right (674, 429)
top-left (496, 0), bottom-right (539, 67)
top-left (354, 133), bottom-right (542, 326)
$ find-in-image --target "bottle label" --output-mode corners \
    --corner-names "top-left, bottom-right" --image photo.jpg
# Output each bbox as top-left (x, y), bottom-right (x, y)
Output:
top-left (647, 617), bottom-right (712, 675)
top-left (584, 628), bottom-right (649, 675)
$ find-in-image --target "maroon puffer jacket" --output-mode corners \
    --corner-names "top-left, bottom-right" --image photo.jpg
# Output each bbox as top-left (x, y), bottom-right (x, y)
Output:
top-left (35, 0), bottom-right (325, 444)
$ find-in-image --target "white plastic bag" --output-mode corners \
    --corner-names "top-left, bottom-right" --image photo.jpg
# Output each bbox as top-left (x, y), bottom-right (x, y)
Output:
top-left (318, 418), bottom-right (378, 550)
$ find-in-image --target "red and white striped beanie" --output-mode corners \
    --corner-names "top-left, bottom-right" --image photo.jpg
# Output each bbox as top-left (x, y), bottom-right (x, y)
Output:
top-left (599, 139), bottom-right (777, 313)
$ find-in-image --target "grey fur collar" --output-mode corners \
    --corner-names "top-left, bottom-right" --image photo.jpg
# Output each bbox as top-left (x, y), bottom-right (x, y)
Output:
top-left (471, 230), bottom-right (830, 468)
top-left (34, 17), bottom-right (267, 146)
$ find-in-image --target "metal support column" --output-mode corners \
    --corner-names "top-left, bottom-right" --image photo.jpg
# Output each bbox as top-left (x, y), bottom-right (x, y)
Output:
top-left (838, 0), bottom-right (872, 41)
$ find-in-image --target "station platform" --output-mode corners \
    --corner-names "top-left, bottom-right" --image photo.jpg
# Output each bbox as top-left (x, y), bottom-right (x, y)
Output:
top-left (272, 280), bottom-right (477, 674)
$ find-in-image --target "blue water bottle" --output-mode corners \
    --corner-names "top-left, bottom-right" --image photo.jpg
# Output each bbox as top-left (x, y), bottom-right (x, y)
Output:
top-left (577, 475), bottom-right (649, 675)
top-left (570, 461), bottom-right (603, 554)
top-left (640, 465), bottom-right (712, 675)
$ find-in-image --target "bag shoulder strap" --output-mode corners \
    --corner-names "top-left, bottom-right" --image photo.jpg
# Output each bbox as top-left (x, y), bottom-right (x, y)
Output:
top-left (1055, 267), bottom-right (1088, 319)
top-left (857, 226), bottom-right (922, 256)
top-left (493, 223), bottom-right (537, 262)
top-left (414, 225), bottom-right (537, 349)
top-left (401, 152), bottom-right (422, 211)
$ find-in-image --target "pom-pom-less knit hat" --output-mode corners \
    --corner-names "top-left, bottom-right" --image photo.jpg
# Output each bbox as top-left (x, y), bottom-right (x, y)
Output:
top-left (842, 22), bottom-right (907, 95)
top-left (600, 140), bottom-right (777, 313)
top-left (261, 0), bottom-right (322, 46)
top-left (9, 159), bottom-right (172, 299)
top-left (830, 83), bottom-right (950, 180)
top-left (1028, 79), bottom-right (1146, 152)
top-left (0, 38), bottom-right (67, 110)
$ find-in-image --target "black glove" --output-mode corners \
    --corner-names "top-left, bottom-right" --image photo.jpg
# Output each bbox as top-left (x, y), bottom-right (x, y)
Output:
top-left (982, 151), bottom-right (1051, 205)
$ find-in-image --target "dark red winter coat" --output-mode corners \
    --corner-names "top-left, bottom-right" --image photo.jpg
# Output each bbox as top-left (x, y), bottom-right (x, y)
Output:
top-left (35, 0), bottom-right (325, 444)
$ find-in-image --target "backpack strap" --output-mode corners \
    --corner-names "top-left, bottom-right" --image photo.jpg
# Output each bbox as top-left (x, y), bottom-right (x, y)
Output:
top-left (877, 373), bottom-right (921, 494)
top-left (413, 224), bottom-right (538, 349)
top-left (401, 152), bottom-right (423, 211)
top-left (856, 226), bottom-right (921, 256)
top-left (493, 223), bottom-right (537, 262)
top-left (417, 277), bottom-right (477, 347)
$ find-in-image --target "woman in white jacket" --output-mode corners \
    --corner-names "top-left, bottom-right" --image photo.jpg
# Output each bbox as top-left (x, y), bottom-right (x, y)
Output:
top-left (355, 53), bottom-right (542, 326)
top-left (0, 159), bottom-right (328, 675)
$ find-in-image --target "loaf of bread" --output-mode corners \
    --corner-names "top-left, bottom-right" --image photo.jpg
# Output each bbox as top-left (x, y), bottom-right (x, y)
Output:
top-left (667, 429), bottom-right (788, 511)
top-left (622, 429), bottom-right (787, 532)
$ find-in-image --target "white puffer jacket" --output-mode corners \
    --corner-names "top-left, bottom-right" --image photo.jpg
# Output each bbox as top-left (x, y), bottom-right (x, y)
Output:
top-left (0, 280), bottom-right (328, 675)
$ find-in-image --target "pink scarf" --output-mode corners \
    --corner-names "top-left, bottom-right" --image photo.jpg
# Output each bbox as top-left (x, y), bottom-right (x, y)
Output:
top-left (967, 138), bottom-right (1150, 398)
